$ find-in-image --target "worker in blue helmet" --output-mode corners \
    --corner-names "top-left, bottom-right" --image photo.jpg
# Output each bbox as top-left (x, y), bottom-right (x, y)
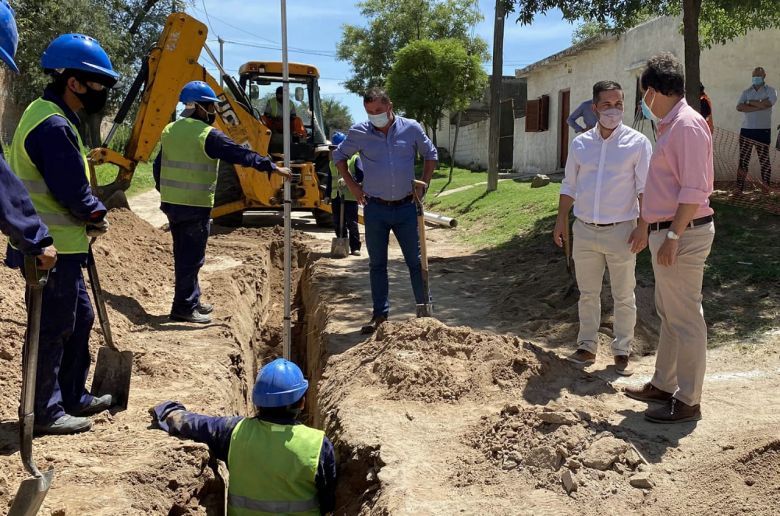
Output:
top-left (153, 80), bottom-right (291, 324)
top-left (151, 358), bottom-right (337, 515)
top-left (329, 131), bottom-right (363, 255)
top-left (0, 1), bottom-right (57, 269)
top-left (5, 32), bottom-right (120, 435)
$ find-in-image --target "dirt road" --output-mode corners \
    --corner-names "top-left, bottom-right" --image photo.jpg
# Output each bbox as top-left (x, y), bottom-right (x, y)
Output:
top-left (0, 189), bottom-right (777, 514)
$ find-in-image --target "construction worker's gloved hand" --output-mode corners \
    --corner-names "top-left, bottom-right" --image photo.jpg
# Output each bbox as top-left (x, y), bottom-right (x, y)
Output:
top-left (86, 218), bottom-right (110, 237)
top-left (150, 401), bottom-right (186, 433)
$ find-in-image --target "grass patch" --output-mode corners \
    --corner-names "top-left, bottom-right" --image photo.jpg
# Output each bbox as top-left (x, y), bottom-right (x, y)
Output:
top-left (94, 161), bottom-right (155, 198)
top-left (428, 164), bottom-right (488, 194)
top-left (426, 179), bottom-right (559, 249)
top-left (426, 180), bottom-right (779, 347)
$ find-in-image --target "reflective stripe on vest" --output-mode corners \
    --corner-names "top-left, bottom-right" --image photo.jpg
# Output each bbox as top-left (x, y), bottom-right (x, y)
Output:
top-left (227, 494), bottom-right (318, 513)
top-left (159, 118), bottom-right (218, 208)
top-left (8, 98), bottom-right (89, 254)
top-left (226, 418), bottom-right (323, 516)
top-left (329, 155), bottom-right (359, 201)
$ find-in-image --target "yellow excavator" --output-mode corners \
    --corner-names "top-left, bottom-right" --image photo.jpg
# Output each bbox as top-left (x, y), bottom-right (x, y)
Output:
top-left (91, 12), bottom-right (334, 226)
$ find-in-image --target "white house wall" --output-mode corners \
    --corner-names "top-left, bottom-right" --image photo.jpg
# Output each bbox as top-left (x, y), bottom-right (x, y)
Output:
top-left (515, 16), bottom-right (780, 173)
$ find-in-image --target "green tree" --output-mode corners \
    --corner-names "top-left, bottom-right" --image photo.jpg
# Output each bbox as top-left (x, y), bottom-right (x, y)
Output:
top-left (508, 0), bottom-right (780, 110)
top-left (11, 0), bottom-right (173, 145)
top-left (321, 97), bottom-right (354, 137)
top-left (337, 0), bottom-right (488, 95)
top-left (387, 38), bottom-right (487, 147)
top-left (570, 20), bottom-right (612, 45)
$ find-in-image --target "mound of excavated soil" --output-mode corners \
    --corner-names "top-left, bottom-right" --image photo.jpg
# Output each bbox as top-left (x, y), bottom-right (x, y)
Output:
top-left (320, 318), bottom-right (656, 513)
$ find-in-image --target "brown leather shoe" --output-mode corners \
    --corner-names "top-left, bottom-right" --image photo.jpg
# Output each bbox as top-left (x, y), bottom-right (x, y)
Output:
top-left (624, 382), bottom-right (674, 403)
top-left (644, 398), bottom-right (702, 424)
top-left (567, 349), bottom-right (596, 365)
top-left (361, 315), bottom-right (387, 335)
top-left (614, 355), bottom-right (634, 376)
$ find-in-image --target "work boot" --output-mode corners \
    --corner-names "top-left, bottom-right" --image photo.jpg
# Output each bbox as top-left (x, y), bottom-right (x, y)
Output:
top-left (614, 355), bottom-right (634, 376)
top-left (624, 382), bottom-right (674, 403)
top-left (196, 302), bottom-right (214, 314)
top-left (567, 349), bottom-right (596, 365)
top-left (361, 315), bottom-right (387, 335)
top-left (72, 394), bottom-right (113, 416)
top-left (34, 414), bottom-right (92, 436)
top-left (644, 398), bottom-right (702, 424)
top-left (170, 310), bottom-right (212, 324)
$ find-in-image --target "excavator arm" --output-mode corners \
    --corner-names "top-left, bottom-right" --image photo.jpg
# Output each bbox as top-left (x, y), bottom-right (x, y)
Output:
top-left (92, 12), bottom-right (299, 216)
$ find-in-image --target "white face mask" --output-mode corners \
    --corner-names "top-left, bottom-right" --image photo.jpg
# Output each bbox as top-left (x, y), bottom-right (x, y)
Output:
top-left (368, 111), bottom-right (389, 128)
top-left (598, 107), bottom-right (623, 130)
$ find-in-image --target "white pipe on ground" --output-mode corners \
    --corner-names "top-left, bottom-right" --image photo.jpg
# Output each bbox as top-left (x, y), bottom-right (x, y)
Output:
top-left (424, 211), bottom-right (458, 228)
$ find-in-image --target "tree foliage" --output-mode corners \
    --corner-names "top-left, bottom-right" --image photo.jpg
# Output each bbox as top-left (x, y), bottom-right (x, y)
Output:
top-left (337, 0), bottom-right (488, 95)
top-left (321, 97), bottom-right (354, 137)
top-left (12, 0), bottom-right (173, 108)
top-left (386, 38), bottom-right (487, 146)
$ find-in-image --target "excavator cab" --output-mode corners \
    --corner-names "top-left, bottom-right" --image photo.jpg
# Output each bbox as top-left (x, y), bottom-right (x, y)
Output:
top-left (239, 62), bottom-right (328, 162)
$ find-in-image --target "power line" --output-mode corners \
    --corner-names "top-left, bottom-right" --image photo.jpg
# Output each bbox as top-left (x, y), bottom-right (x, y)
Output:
top-left (213, 38), bottom-right (338, 58)
top-left (200, 0), bottom-right (215, 34)
top-left (190, 4), bottom-right (279, 45)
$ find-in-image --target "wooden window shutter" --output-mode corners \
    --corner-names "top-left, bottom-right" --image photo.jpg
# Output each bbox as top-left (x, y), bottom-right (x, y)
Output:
top-left (539, 95), bottom-right (550, 131)
top-left (525, 95), bottom-right (550, 132)
top-left (525, 99), bottom-right (540, 132)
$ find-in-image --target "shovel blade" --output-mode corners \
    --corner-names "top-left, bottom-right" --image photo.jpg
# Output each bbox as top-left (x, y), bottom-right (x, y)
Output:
top-left (416, 304), bottom-right (434, 318)
top-left (330, 237), bottom-right (349, 258)
top-left (8, 469), bottom-right (54, 516)
top-left (91, 346), bottom-right (133, 411)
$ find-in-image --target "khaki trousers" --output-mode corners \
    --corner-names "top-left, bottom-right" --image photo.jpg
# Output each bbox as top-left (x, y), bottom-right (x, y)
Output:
top-left (649, 222), bottom-right (714, 406)
top-left (572, 219), bottom-right (637, 356)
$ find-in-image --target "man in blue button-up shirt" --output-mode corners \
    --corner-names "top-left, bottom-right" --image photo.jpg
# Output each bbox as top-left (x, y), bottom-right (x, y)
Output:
top-left (333, 87), bottom-right (438, 333)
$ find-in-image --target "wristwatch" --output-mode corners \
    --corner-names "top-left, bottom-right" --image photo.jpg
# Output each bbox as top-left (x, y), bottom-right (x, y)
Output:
top-left (666, 230), bottom-right (680, 240)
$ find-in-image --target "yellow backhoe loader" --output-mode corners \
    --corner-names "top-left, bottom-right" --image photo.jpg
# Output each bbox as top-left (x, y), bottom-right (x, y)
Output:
top-left (91, 12), bottom-right (334, 226)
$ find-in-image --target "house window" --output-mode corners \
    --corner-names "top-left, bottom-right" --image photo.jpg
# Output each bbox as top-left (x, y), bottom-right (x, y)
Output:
top-left (525, 95), bottom-right (550, 132)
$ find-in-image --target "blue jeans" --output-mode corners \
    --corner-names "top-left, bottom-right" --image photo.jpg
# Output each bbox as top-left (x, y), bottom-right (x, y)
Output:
top-left (363, 199), bottom-right (428, 317)
top-left (25, 260), bottom-right (95, 423)
top-left (169, 217), bottom-right (210, 314)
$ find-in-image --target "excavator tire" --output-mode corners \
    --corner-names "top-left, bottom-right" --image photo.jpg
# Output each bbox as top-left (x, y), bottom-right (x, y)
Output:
top-left (213, 161), bottom-right (245, 227)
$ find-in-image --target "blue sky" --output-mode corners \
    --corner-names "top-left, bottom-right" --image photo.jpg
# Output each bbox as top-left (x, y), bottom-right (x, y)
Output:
top-left (186, 1), bottom-right (577, 121)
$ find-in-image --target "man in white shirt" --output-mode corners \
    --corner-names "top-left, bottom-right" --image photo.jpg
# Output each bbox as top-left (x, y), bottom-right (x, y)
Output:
top-left (736, 66), bottom-right (777, 191)
top-left (553, 80), bottom-right (653, 376)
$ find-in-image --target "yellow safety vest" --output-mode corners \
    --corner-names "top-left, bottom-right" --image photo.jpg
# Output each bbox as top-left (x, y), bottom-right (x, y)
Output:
top-left (159, 118), bottom-right (219, 208)
top-left (9, 98), bottom-right (90, 254)
top-left (266, 97), bottom-right (296, 119)
top-left (226, 418), bottom-right (323, 516)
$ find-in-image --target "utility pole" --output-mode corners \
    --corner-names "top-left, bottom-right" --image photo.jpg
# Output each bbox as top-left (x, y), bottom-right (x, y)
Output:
top-left (280, 0), bottom-right (292, 360)
top-left (218, 36), bottom-right (225, 88)
top-left (171, 0), bottom-right (177, 13)
top-left (487, 0), bottom-right (505, 192)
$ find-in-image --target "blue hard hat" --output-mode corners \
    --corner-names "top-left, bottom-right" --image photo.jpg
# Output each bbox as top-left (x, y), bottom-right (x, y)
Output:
top-left (0, 1), bottom-right (18, 74)
top-left (41, 33), bottom-right (119, 84)
top-left (180, 81), bottom-right (220, 103)
top-left (331, 132), bottom-right (346, 146)
top-left (252, 358), bottom-right (308, 408)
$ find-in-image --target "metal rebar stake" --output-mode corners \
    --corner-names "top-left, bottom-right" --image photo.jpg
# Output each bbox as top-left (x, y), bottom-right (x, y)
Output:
top-left (280, 0), bottom-right (292, 360)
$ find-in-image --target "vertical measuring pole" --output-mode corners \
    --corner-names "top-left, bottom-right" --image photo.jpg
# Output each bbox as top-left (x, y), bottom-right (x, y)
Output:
top-left (218, 36), bottom-right (225, 88)
top-left (280, 0), bottom-right (292, 360)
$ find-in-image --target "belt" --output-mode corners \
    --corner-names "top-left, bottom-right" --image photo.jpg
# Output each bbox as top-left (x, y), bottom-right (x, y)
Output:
top-left (649, 215), bottom-right (713, 232)
top-left (369, 194), bottom-right (413, 206)
top-left (579, 219), bottom-right (627, 227)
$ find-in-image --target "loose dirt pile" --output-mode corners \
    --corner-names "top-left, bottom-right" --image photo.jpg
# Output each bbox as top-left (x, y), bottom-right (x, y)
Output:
top-left (319, 318), bottom-right (659, 513)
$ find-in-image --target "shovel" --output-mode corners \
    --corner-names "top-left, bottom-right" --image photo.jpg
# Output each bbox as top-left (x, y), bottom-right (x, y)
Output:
top-left (8, 257), bottom-right (54, 516)
top-left (562, 213), bottom-right (579, 299)
top-left (88, 241), bottom-right (133, 411)
top-left (413, 180), bottom-right (434, 317)
top-left (330, 196), bottom-right (349, 258)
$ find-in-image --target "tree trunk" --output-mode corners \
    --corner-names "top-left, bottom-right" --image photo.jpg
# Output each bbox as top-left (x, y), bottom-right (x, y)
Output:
top-left (448, 111), bottom-right (462, 184)
top-left (487, 0), bottom-right (505, 192)
top-left (682, 0), bottom-right (702, 112)
top-left (129, 0), bottom-right (162, 35)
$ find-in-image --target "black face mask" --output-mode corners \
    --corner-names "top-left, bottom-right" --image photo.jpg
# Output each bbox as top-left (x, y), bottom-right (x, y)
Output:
top-left (75, 86), bottom-right (109, 115)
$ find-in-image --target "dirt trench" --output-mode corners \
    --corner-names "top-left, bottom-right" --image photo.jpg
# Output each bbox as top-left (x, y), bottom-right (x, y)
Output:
top-left (0, 210), bottom-right (317, 514)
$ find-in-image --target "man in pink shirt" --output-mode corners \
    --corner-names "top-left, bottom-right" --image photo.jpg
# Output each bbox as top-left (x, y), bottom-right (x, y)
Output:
top-left (624, 53), bottom-right (715, 424)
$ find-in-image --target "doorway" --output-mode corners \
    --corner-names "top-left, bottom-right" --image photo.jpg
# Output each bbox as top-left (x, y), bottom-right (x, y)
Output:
top-left (559, 90), bottom-right (570, 169)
